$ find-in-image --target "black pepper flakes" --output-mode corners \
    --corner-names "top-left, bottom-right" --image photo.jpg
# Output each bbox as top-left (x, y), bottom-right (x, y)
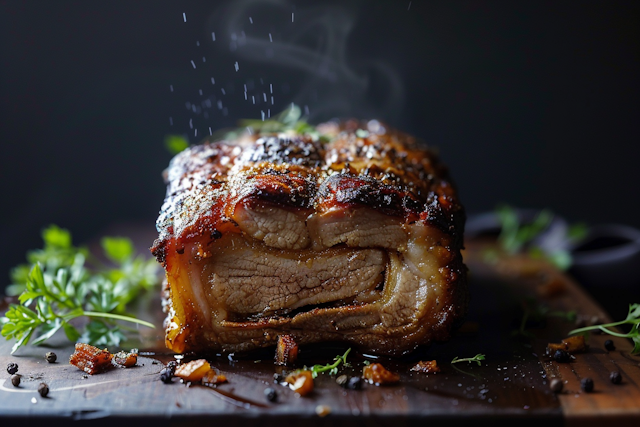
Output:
top-left (10, 374), bottom-right (21, 387)
top-left (166, 360), bottom-right (178, 373)
top-left (549, 378), bottom-right (563, 393)
top-left (610, 371), bottom-right (622, 385)
top-left (38, 383), bottom-right (49, 398)
top-left (211, 229), bottom-right (222, 239)
top-left (45, 352), bottom-right (57, 363)
top-left (581, 377), bottom-right (594, 393)
top-left (604, 340), bottom-right (615, 351)
top-left (553, 350), bottom-right (571, 363)
top-left (6, 363), bottom-right (18, 375)
top-left (346, 376), bottom-right (363, 390)
top-left (264, 387), bottom-right (278, 402)
top-left (160, 368), bottom-right (173, 384)
top-left (336, 375), bottom-right (348, 387)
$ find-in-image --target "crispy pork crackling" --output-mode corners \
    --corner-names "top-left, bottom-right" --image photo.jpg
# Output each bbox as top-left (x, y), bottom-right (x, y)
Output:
top-left (151, 119), bottom-right (468, 356)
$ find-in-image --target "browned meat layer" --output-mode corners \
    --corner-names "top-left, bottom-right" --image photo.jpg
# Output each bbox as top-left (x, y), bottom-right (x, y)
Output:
top-left (152, 119), bottom-right (468, 356)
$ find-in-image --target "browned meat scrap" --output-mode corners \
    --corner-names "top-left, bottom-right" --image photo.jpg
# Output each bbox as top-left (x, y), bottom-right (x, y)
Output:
top-left (151, 119), bottom-right (468, 356)
top-left (69, 343), bottom-right (113, 375)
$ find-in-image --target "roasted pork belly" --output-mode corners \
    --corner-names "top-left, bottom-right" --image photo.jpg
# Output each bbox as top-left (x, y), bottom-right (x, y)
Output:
top-left (151, 120), bottom-right (468, 356)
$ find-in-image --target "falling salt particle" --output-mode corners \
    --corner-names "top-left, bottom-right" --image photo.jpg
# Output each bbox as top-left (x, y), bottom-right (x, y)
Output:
top-left (191, 60), bottom-right (196, 69)
top-left (198, 89), bottom-right (203, 95)
top-left (249, 17), bottom-right (253, 24)
top-left (234, 62), bottom-right (239, 72)
top-left (31, 397), bottom-right (37, 404)
top-left (252, 95), bottom-right (255, 104)
top-left (269, 33), bottom-right (273, 42)
top-left (202, 57), bottom-right (206, 62)
top-left (217, 100), bottom-right (223, 109)
top-left (246, 127), bottom-right (253, 135)
top-left (261, 110), bottom-right (265, 121)
top-left (211, 32), bottom-right (216, 41)
top-left (221, 88), bottom-right (226, 95)
top-left (408, 1), bottom-right (411, 10)
top-left (183, 12), bottom-right (187, 22)
top-left (292, 12), bottom-right (294, 22)
top-left (260, 78), bottom-right (264, 84)
top-left (189, 119), bottom-right (193, 129)
top-left (270, 84), bottom-right (273, 93)
top-left (304, 105), bottom-right (309, 115)
top-left (194, 129), bottom-right (198, 137)
top-left (263, 93), bottom-right (267, 102)
top-left (196, 41), bottom-right (200, 47)
top-left (244, 92), bottom-right (247, 100)
top-left (209, 127), bottom-right (212, 135)
top-left (268, 109), bottom-right (271, 118)
top-left (211, 77), bottom-right (215, 84)
top-left (169, 85), bottom-right (174, 92)
top-left (169, 117), bottom-right (173, 125)
top-left (271, 96), bottom-right (274, 105)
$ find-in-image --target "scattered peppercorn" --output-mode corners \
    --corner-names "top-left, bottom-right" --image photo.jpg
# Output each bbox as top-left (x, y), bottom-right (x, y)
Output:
top-left (273, 373), bottom-right (284, 383)
top-left (212, 229), bottom-right (222, 239)
top-left (6, 363), bottom-right (18, 375)
top-left (581, 377), bottom-right (594, 393)
top-left (160, 368), bottom-right (173, 384)
top-left (604, 340), bottom-right (615, 351)
top-left (45, 352), bottom-right (57, 363)
top-left (609, 371), bottom-right (622, 385)
top-left (38, 383), bottom-right (49, 398)
top-left (549, 378), bottom-right (563, 393)
top-left (553, 350), bottom-right (571, 363)
top-left (346, 376), bottom-right (363, 390)
top-left (335, 375), bottom-right (348, 387)
top-left (264, 387), bottom-right (278, 402)
top-left (10, 375), bottom-right (21, 387)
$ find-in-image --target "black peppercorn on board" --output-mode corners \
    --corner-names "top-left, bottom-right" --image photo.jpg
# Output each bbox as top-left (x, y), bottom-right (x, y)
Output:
top-left (0, 225), bottom-right (639, 427)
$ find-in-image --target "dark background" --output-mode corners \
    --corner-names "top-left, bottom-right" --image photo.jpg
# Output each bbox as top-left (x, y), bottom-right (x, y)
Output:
top-left (1, 1), bottom-right (639, 310)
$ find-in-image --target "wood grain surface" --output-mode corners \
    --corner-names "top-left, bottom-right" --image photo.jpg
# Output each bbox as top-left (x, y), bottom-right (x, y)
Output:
top-left (0, 229), bottom-right (638, 427)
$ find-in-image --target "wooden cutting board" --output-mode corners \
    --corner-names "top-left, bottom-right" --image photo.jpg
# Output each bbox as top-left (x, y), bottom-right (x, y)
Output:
top-left (0, 232), bottom-right (639, 427)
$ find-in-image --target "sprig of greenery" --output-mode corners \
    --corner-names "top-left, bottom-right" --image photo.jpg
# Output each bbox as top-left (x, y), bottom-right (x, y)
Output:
top-left (1, 225), bottom-right (160, 353)
top-left (569, 303), bottom-right (640, 354)
top-left (451, 354), bottom-right (485, 366)
top-left (221, 104), bottom-right (328, 142)
top-left (305, 348), bottom-right (351, 378)
top-left (164, 135), bottom-right (190, 155)
top-left (490, 204), bottom-right (588, 271)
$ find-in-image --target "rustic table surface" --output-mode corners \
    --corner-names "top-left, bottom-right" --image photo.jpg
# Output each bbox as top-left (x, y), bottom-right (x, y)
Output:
top-left (1, 229), bottom-right (639, 427)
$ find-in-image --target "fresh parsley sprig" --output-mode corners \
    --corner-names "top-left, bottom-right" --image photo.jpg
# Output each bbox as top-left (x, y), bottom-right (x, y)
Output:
top-left (305, 348), bottom-right (351, 378)
top-left (451, 354), bottom-right (486, 366)
top-left (1, 225), bottom-right (160, 353)
top-left (569, 303), bottom-right (640, 354)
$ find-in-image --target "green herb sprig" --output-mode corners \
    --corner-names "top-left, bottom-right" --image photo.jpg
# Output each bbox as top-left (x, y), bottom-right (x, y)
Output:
top-left (569, 303), bottom-right (640, 354)
top-left (1, 225), bottom-right (160, 353)
top-left (451, 354), bottom-right (486, 366)
top-left (305, 348), bottom-right (351, 378)
top-left (487, 204), bottom-right (588, 271)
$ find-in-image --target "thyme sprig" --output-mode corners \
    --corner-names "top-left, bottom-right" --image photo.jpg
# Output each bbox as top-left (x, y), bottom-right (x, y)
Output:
top-left (451, 354), bottom-right (486, 366)
top-left (569, 303), bottom-right (640, 354)
top-left (305, 348), bottom-right (351, 378)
